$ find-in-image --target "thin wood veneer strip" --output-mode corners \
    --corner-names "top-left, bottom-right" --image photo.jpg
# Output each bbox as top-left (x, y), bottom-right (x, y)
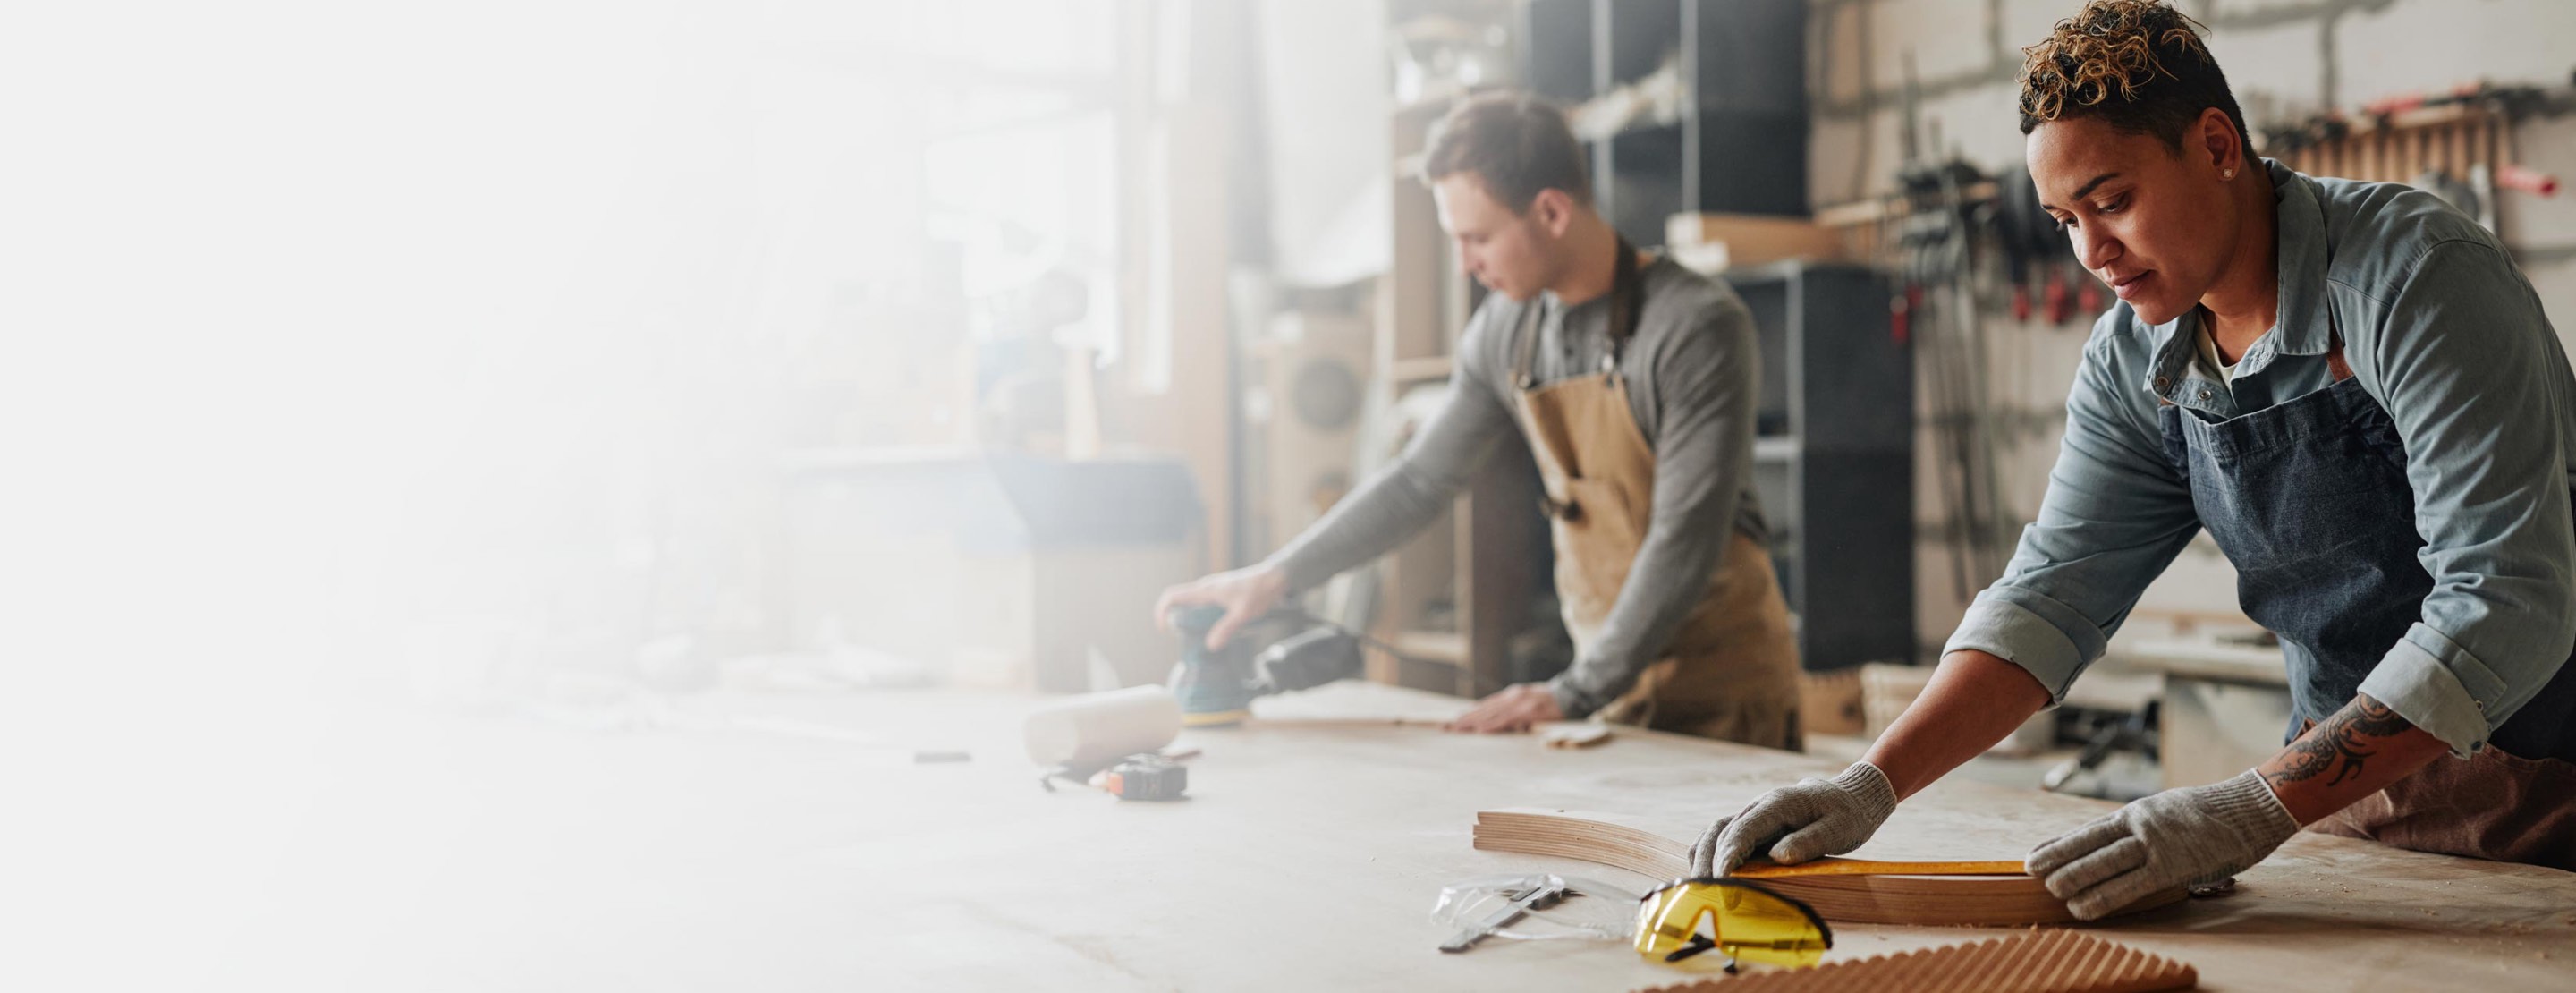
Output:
top-left (1473, 810), bottom-right (2187, 927)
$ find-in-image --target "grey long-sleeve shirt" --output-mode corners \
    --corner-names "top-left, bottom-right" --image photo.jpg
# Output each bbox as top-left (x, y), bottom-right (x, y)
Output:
top-left (1265, 257), bottom-right (1770, 717)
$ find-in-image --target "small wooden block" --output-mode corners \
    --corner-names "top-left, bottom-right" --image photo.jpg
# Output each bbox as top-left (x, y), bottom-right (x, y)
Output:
top-left (1541, 723), bottom-right (1613, 749)
top-left (1799, 667), bottom-right (1868, 737)
top-left (1632, 929), bottom-right (2198, 993)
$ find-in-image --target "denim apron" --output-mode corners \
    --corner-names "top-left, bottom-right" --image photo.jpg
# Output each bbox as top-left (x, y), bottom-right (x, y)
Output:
top-left (1504, 243), bottom-right (1802, 749)
top-left (2159, 344), bottom-right (2576, 867)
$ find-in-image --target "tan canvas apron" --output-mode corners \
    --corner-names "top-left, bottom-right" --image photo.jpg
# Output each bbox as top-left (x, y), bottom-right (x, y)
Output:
top-left (1504, 246), bottom-right (1802, 749)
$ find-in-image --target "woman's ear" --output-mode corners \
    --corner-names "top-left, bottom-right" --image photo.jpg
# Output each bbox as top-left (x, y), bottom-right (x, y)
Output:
top-left (2200, 107), bottom-right (2241, 178)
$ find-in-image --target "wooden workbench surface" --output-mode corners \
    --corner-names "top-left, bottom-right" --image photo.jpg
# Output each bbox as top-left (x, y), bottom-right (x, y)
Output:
top-left (217, 681), bottom-right (2575, 991)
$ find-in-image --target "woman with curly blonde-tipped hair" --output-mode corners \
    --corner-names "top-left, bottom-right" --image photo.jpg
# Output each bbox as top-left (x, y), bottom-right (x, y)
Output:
top-left (1689, 0), bottom-right (2575, 917)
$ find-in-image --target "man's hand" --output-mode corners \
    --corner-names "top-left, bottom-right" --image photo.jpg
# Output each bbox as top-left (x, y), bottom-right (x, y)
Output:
top-left (2027, 769), bottom-right (2298, 920)
top-left (1444, 683), bottom-right (1563, 734)
top-left (1151, 565), bottom-right (1289, 650)
top-left (1689, 762), bottom-right (1898, 878)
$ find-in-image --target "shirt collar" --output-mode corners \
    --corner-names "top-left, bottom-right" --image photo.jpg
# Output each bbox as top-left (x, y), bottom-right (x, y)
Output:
top-left (2268, 158), bottom-right (2334, 358)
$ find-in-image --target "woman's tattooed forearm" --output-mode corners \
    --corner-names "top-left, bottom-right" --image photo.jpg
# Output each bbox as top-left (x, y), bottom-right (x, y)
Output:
top-left (2267, 695), bottom-right (2414, 789)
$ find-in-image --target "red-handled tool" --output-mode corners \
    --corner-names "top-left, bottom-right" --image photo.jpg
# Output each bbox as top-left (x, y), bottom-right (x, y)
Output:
top-left (2497, 164), bottom-right (2561, 196)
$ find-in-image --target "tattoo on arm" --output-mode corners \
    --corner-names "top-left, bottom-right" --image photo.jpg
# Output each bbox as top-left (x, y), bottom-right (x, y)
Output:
top-left (2267, 694), bottom-right (2415, 789)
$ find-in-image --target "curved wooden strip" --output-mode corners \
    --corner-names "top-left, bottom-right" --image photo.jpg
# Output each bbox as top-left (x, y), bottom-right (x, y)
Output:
top-left (1473, 810), bottom-right (2187, 927)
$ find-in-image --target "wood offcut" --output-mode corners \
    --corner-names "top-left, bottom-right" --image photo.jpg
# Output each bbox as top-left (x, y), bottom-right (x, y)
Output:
top-left (1473, 810), bottom-right (2186, 926)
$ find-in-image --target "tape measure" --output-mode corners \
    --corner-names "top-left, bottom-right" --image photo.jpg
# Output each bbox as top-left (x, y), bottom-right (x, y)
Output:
top-left (1733, 857), bottom-right (2028, 879)
top-left (1093, 753), bottom-right (1188, 801)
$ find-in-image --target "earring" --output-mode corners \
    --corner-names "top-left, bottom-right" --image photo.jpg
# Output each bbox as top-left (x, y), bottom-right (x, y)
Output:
top-left (2222, 168), bottom-right (2236, 180)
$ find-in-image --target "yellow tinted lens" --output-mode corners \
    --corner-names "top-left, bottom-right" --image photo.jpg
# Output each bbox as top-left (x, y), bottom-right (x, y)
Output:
top-left (1632, 882), bottom-right (1828, 968)
top-left (1712, 885), bottom-right (1829, 967)
top-left (1638, 887), bottom-right (1699, 954)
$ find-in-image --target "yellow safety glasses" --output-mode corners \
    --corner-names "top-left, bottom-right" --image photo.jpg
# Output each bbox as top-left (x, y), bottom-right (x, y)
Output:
top-left (1632, 877), bottom-right (1833, 972)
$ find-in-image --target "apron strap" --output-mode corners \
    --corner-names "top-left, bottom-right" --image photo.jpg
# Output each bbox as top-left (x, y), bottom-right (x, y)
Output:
top-left (2307, 168), bottom-right (2356, 385)
top-left (1604, 237), bottom-right (1641, 367)
top-left (1513, 238), bottom-right (1643, 390)
top-left (1510, 290), bottom-right (1544, 390)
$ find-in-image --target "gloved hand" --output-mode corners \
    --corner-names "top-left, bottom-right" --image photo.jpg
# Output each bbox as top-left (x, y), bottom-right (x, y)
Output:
top-left (2028, 769), bottom-right (2299, 920)
top-left (1689, 762), bottom-right (1899, 878)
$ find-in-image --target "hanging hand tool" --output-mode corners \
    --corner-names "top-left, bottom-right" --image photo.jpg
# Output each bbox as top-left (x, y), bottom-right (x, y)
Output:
top-left (2496, 164), bottom-right (2561, 196)
top-left (1996, 167), bottom-right (2062, 324)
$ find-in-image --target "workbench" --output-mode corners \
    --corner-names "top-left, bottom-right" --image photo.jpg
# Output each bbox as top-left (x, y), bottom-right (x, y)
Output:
top-left (216, 680), bottom-right (2576, 991)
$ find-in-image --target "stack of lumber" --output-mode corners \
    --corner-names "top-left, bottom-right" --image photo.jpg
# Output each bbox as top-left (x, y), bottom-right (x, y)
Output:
top-left (1471, 810), bottom-right (2183, 926)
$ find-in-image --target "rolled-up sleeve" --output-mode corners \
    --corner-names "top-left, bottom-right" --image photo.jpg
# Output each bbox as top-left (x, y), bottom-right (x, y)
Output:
top-left (1944, 318), bottom-right (2203, 701)
top-left (2351, 240), bottom-right (2576, 756)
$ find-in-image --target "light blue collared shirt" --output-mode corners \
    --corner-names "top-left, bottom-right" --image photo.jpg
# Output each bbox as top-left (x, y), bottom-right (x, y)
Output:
top-left (1945, 159), bottom-right (2576, 756)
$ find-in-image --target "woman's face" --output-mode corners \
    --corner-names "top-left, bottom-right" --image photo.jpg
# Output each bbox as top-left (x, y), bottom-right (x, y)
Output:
top-left (2026, 113), bottom-right (2242, 327)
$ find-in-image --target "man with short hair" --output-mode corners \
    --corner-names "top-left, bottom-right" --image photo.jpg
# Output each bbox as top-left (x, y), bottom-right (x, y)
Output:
top-left (1154, 92), bottom-right (1802, 748)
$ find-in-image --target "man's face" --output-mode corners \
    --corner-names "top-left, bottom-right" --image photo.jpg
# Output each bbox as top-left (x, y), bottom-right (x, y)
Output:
top-left (1432, 174), bottom-right (1559, 301)
top-left (2026, 114), bottom-right (2239, 327)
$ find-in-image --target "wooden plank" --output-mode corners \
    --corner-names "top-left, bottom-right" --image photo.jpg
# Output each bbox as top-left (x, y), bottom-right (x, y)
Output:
top-left (1387, 629), bottom-right (1468, 664)
top-left (1812, 182), bottom-right (2001, 231)
top-left (1665, 213), bottom-right (1849, 266)
top-left (1472, 810), bottom-right (2186, 926)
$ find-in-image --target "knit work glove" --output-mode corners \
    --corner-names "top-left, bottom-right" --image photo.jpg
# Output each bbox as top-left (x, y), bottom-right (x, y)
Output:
top-left (1689, 762), bottom-right (1899, 878)
top-left (2028, 769), bottom-right (2299, 920)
